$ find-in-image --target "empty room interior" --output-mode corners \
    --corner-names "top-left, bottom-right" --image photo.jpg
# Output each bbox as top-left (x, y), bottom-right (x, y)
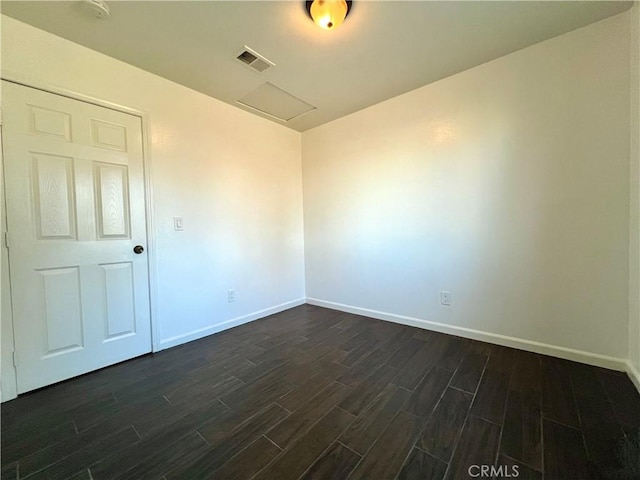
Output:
top-left (2, 1), bottom-right (640, 479)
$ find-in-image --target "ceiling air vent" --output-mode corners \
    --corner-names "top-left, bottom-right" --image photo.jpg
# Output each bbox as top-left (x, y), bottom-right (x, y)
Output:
top-left (236, 46), bottom-right (275, 73)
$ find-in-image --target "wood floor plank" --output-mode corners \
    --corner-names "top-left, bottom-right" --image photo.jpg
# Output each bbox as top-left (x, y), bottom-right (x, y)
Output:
top-left (500, 390), bottom-right (542, 472)
top-left (485, 345), bottom-right (517, 374)
top-left (292, 343), bottom-right (346, 367)
top-left (111, 369), bottom-right (190, 403)
top-left (0, 462), bottom-right (18, 480)
top-left (340, 383), bottom-right (410, 455)
top-left (197, 401), bottom-right (284, 447)
top-left (247, 337), bottom-right (308, 365)
top-left (348, 411), bottom-right (424, 480)
top-left (2, 392), bottom-right (116, 445)
top-left (18, 420), bottom-right (126, 479)
top-left (541, 357), bottom-right (580, 428)
top-left (365, 321), bottom-right (406, 344)
top-left (267, 382), bottom-right (350, 449)
top-left (170, 403), bottom-right (289, 479)
top-left (470, 368), bottom-right (510, 424)
top-left (543, 419), bottom-right (589, 480)
top-left (89, 399), bottom-right (228, 479)
top-left (574, 393), bottom-right (626, 468)
top-left (340, 339), bottom-right (383, 367)
top-left (278, 362), bottom-right (349, 412)
top-left (299, 441), bottom-right (361, 480)
top-left (256, 332), bottom-right (307, 350)
top-left (282, 348), bottom-right (345, 385)
top-left (386, 338), bottom-right (426, 369)
top-left (1, 380), bottom-right (116, 429)
top-left (1, 421), bottom-right (76, 465)
top-left (253, 407), bottom-right (355, 480)
top-left (187, 349), bottom-right (262, 383)
top-left (404, 367), bottom-right (453, 418)
top-left (392, 336), bottom-right (446, 390)
top-left (417, 387), bottom-right (473, 462)
top-left (321, 321), bottom-right (368, 348)
top-left (449, 352), bottom-right (488, 394)
top-left (209, 436), bottom-right (281, 480)
top-left (434, 336), bottom-right (469, 371)
top-left (296, 327), bottom-right (348, 351)
top-left (218, 375), bottom-right (294, 419)
top-left (163, 374), bottom-right (245, 407)
top-left (132, 396), bottom-right (221, 438)
top-left (566, 361), bottom-right (607, 399)
top-left (110, 431), bottom-right (209, 480)
top-left (615, 428), bottom-right (640, 479)
top-left (496, 455), bottom-right (542, 480)
top-left (381, 329), bottom-right (417, 357)
top-left (509, 351), bottom-right (542, 396)
top-left (25, 426), bottom-right (139, 480)
top-left (597, 369), bottom-right (640, 431)
top-left (74, 393), bottom-right (170, 433)
top-left (338, 365), bottom-right (398, 416)
top-left (397, 448), bottom-right (448, 480)
top-left (336, 347), bottom-right (397, 388)
top-left (500, 350), bottom-right (542, 471)
top-left (412, 328), bottom-right (440, 342)
top-left (444, 416), bottom-right (500, 480)
top-left (468, 340), bottom-right (493, 356)
top-left (234, 357), bottom-right (288, 384)
top-left (141, 354), bottom-right (210, 379)
top-left (68, 469), bottom-right (92, 480)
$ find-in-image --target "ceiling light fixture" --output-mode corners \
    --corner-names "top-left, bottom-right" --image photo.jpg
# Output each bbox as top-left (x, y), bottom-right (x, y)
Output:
top-left (306, 0), bottom-right (352, 31)
top-left (82, 0), bottom-right (110, 19)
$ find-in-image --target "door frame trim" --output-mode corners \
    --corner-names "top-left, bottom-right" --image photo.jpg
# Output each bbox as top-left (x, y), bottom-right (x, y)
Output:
top-left (0, 74), bottom-right (161, 400)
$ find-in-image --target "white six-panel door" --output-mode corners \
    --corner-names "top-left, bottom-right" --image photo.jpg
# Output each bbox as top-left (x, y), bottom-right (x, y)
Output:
top-left (2, 81), bottom-right (152, 393)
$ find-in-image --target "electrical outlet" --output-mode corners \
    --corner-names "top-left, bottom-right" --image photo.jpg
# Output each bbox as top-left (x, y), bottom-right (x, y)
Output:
top-left (227, 289), bottom-right (236, 303)
top-left (440, 291), bottom-right (451, 306)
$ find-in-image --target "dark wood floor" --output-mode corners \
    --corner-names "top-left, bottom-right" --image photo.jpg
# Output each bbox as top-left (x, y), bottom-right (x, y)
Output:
top-left (2, 304), bottom-right (639, 480)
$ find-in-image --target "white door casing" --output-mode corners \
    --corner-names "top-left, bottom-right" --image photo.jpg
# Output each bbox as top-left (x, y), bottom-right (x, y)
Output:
top-left (2, 81), bottom-right (152, 393)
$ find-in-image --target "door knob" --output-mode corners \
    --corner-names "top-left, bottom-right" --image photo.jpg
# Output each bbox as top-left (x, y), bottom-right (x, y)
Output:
top-left (133, 245), bottom-right (144, 254)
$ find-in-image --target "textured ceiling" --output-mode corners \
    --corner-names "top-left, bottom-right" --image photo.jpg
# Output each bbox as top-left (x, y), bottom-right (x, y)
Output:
top-left (1, 1), bottom-right (632, 131)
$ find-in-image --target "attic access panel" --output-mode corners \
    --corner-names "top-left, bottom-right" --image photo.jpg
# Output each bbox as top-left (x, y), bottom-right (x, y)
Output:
top-left (237, 82), bottom-right (316, 122)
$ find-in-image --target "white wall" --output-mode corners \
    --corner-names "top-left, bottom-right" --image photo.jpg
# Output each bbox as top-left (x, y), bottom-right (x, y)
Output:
top-left (630, 2), bottom-right (640, 388)
top-left (2, 9), bottom-right (638, 399)
top-left (1, 16), bottom-right (305, 399)
top-left (303, 13), bottom-right (631, 366)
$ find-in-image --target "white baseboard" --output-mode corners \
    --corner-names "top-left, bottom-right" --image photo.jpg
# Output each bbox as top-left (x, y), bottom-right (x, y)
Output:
top-left (306, 297), bottom-right (629, 372)
top-left (158, 298), bottom-right (306, 350)
top-left (627, 361), bottom-right (640, 394)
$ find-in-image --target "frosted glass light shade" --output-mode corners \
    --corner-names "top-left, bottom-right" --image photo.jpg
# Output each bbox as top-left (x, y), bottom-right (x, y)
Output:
top-left (309, 0), bottom-right (350, 30)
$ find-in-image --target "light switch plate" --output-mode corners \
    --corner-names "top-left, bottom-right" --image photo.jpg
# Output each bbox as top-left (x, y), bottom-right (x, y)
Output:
top-left (174, 217), bottom-right (184, 231)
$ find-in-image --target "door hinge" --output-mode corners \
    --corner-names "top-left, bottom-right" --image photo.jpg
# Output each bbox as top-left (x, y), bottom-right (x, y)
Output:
top-left (3, 231), bottom-right (8, 249)
top-left (12, 351), bottom-right (18, 368)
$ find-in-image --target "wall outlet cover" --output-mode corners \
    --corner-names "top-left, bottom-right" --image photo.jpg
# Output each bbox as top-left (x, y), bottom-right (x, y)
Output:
top-left (440, 291), bottom-right (452, 306)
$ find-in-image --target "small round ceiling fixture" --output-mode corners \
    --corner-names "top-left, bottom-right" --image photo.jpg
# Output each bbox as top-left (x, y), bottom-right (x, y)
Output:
top-left (306, 0), bottom-right (352, 31)
top-left (82, 0), bottom-right (110, 19)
